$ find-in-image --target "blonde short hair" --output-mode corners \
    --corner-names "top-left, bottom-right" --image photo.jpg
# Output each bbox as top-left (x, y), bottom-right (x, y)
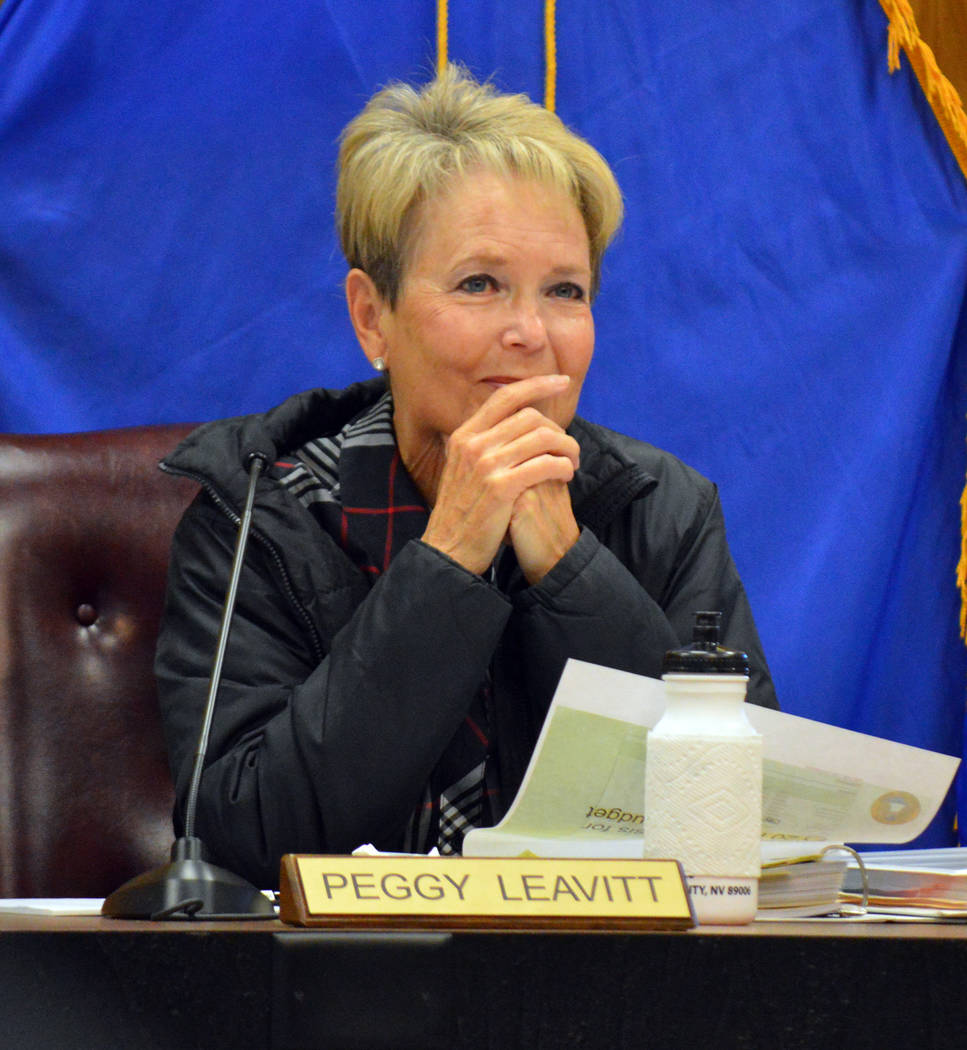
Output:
top-left (337, 64), bottom-right (623, 305)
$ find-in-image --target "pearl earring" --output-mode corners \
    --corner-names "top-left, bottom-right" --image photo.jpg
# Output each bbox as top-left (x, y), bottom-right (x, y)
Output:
top-left (373, 357), bottom-right (386, 372)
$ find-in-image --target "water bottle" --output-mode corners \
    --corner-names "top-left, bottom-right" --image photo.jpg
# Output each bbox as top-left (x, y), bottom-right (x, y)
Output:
top-left (643, 611), bottom-right (762, 924)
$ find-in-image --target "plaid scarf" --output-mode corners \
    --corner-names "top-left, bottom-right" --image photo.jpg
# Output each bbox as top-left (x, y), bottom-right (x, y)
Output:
top-left (273, 392), bottom-right (492, 854)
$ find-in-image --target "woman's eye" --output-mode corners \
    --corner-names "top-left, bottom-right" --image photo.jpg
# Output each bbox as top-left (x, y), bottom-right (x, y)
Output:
top-left (458, 274), bottom-right (496, 294)
top-left (550, 282), bottom-right (586, 301)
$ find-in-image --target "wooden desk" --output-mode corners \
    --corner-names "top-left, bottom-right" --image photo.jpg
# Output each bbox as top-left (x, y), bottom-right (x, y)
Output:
top-left (3, 914), bottom-right (967, 1049)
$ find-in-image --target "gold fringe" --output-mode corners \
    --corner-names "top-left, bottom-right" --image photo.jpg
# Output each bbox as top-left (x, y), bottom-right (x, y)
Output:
top-left (436, 0), bottom-right (448, 75)
top-left (878, 0), bottom-right (967, 180)
top-left (544, 0), bottom-right (557, 112)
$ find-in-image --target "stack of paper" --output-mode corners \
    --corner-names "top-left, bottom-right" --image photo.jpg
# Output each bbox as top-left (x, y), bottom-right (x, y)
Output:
top-left (841, 847), bottom-right (967, 917)
top-left (758, 844), bottom-right (851, 917)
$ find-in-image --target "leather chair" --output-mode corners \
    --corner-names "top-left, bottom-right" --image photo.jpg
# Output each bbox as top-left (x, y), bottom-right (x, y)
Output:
top-left (0, 424), bottom-right (197, 898)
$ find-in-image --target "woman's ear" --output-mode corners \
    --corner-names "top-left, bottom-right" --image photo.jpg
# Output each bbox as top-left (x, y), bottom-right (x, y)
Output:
top-left (345, 269), bottom-right (391, 369)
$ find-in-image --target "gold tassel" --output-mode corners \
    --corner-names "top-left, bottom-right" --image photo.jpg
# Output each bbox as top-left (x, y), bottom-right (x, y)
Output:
top-left (544, 0), bottom-right (557, 112)
top-left (436, 0), bottom-right (448, 74)
top-left (878, 0), bottom-right (967, 181)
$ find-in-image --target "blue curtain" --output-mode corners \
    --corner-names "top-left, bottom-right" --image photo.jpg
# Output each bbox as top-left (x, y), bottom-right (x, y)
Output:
top-left (2, 0), bottom-right (965, 844)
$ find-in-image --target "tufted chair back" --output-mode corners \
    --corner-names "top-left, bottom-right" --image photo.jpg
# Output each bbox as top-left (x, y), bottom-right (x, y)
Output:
top-left (0, 424), bottom-right (197, 898)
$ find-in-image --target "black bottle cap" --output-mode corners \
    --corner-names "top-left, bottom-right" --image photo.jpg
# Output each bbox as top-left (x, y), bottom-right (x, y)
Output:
top-left (662, 611), bottom-right (749, 675)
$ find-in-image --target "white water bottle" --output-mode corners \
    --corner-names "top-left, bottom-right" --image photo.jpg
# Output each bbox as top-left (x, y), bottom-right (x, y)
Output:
top-left (643, 611), bottom-right (762, 924)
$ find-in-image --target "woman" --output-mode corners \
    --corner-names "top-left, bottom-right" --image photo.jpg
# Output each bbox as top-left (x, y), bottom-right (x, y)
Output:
top-left (156, 66), bottom-right (777, 890)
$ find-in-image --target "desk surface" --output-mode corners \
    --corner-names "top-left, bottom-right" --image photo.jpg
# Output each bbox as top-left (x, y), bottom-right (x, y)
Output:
top-left (4, 914), bottom-right (967, 1049)
top-left (7, 910), bottom-right (967, 937)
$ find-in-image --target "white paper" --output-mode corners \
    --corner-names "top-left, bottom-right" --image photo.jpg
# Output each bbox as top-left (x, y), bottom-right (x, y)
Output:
top-left (0, 898), bottom-right (105, 915)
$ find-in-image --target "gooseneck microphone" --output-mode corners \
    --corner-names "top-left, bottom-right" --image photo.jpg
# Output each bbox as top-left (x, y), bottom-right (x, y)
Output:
top-left (102, 438), bottom-right (278, 919)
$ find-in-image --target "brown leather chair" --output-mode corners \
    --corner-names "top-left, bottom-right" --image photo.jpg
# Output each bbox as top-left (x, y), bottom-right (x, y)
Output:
top-left (0, 424), bottom-right (198, 898)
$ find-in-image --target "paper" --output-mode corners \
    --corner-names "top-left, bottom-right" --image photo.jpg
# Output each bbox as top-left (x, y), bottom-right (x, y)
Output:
top-left (463, 659), bottom-right (959, 858)
top-left (0, 898), bottom-right (105, 915)
top-left (840, 846), bottom-right (967, 914)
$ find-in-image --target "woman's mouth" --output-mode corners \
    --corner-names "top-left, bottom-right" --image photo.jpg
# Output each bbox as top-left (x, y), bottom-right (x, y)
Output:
top-left (482, 376), bottom-right (525, 387)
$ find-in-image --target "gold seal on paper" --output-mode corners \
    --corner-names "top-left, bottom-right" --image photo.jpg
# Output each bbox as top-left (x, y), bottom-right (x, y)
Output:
top-left (870, 790), bottom-right (921, 825)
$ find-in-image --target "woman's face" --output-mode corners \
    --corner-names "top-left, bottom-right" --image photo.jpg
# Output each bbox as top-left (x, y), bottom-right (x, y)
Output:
top-left (376, 169), bottom-right (594, 456)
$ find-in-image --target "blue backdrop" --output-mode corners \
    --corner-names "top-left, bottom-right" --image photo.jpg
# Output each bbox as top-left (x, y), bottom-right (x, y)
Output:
top-left (2, 0), bottom-right (966, 844)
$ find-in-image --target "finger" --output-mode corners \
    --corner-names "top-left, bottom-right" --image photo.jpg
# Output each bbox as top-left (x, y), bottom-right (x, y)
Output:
top-left (478, 423), bottom-right (581, 474)
top-left (509, 481), bottom-right (580, 584)
top-left (487, 451), bottom-right (577, 497)
top-left (461, 374), bottom-right (571, 433)
top-left (448, 408), bottom-right (580, 471)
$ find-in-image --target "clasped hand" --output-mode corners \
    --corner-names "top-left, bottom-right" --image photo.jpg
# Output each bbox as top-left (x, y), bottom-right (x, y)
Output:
top-left (421, 375), bottom-right (581, 585)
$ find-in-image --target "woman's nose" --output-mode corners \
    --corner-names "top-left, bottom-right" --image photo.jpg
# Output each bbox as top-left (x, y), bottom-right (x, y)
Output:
top-left (500, 299), bottom-right (547, 352)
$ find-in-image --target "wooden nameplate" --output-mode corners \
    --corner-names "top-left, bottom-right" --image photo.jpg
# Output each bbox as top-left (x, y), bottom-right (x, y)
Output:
top-left (278, 854), bottom-right (694, 930)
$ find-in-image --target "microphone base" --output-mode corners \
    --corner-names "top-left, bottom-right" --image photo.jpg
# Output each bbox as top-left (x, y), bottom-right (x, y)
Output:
top-left (101, 837), bottom-right (276, 920)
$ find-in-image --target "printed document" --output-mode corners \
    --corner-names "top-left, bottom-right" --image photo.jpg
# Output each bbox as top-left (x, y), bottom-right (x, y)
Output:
top-left (463, 660), bottom-right (959, 859)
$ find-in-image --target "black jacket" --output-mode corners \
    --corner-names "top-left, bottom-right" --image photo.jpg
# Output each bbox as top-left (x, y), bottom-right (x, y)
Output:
top-left (155, 379), bottom-right (777, 888)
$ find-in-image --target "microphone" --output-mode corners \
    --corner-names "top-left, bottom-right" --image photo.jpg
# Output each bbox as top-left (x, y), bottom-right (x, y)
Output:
top-left (102, 436), bottom-right (278, 919)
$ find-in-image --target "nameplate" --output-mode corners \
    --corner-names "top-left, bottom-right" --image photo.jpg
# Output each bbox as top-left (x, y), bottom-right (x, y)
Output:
top-left (278, 854), bottom-right (694, 930)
